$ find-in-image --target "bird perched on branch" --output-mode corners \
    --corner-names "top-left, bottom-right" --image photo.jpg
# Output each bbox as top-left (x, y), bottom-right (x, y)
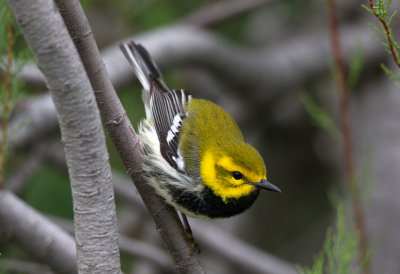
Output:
top-left (120, 41), bottom-right (281, 243)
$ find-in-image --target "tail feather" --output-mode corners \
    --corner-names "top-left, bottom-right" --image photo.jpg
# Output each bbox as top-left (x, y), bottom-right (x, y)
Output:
top-left (121, 41), bottom-right (193, 170)
top-left (120, 41), bottom-right (163, 92)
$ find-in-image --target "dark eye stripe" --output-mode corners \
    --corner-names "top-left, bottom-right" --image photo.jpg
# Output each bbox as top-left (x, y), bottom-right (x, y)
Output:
top-left (232, 171), bottom-right (243, 180)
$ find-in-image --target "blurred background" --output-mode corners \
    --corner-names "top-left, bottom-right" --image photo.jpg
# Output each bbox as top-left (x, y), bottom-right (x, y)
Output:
top-left (1, 0), bottom-right (400, 273)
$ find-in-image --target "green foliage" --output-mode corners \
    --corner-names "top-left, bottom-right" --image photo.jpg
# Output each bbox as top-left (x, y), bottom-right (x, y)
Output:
top-left (277, 0), bottom-right (307, 19)
top-left (0, 2), bottom-right (32, 188)
top-left (82, 0), bottom-right (204, 31)
top-left (0, 2), bottom-right (31, 115)
top-left (0, 2), bottom-right (31, 62)
top-left (381, 63), bottom-right (400, 87)
top-left (133, 1), bottom-right (202, 29)
top-left (363, 0), bottom-right (400, 86)
top-left (301, 40), bottom-right (364, 141)
top-left (24, 165), bottom-right (74, 220)
top-left (362, 0), bottom-right (394, 21)
top-left (347, 41), bottom-right (364, 90)
top-left (356, 146), bottom-right (376, 206)
top-left (0, 1), bottom-right (10, 54)
top-left (300, 93), bottom-right (342, 141)
top-left (297, 204), bottom-right (366, 274)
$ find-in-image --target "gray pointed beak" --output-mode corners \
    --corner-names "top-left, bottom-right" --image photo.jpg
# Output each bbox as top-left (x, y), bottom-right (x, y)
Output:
top-left (250, 179), bottom-right (281, 193)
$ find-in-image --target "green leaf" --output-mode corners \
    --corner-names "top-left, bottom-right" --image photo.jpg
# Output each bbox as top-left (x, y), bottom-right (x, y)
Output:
top-left (297, 203), bottom-right (365, 274)
top-left (381, 64), bottom-right (400, 87)
top-left (371, 34), bottom-right (389, 51)
top-left (367, 22), bottom-right (386, 38)
top-left (385, 0), bottom-right (392, 19)
top-left (388, 10), bottom-right (397, 25)
top-left (381, 63), bottom-right (397, 78)
top-left (348, 41), bottom-right (364, 90)
top-left (393, 40), bottom-right (400, 54)
top-left (361, 4), bottom-right (373, 14)
top-left (300, 93), bottom-right (342, 142)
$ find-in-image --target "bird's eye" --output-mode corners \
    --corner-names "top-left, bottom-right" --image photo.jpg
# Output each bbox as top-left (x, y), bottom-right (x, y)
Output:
top-left (232, 171), bottom-right (243, 180)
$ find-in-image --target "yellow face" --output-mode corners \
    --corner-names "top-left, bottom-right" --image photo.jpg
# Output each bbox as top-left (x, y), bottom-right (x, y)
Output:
top-left (200, 147), bottom-right (267, 203)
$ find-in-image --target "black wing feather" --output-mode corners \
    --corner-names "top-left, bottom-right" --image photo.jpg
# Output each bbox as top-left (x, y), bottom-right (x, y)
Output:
top-left (150, 83), bottom-right (191, 170)
top-left (120, 41), bottom-right (191, 171)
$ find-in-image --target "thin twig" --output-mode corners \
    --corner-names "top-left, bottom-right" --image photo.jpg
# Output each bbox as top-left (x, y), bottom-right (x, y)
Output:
top-left (192, 220), bottom-right (297, 274)
top-left (326, 0), bottom-right (371, 272)
top-left (0, 8), bottom-right (14, 188)
top-left (368, 0), bottom-right (400, 67)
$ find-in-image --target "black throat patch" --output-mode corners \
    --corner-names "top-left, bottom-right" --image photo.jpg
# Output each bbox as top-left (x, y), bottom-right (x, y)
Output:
top-left (167, 185), bottom-right (260, 218)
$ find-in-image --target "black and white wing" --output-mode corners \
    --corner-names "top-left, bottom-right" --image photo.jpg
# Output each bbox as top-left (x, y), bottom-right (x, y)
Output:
top-left (150, 85), bottom-right (191, 171)
top-left (120, 41), bottom-right (191, 171)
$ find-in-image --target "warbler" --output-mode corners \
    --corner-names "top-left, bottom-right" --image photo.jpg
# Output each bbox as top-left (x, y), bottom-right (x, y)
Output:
top-left (120, 42), bottom-right (281, 223)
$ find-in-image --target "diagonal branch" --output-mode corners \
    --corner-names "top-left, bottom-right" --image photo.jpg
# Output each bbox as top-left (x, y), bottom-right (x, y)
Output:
top-left (0, 258), bottom-right (53, 274)
top-left (53, 0), bottom-right (204, 272)
top-left (0, 190), bottom-right (77, 274)
top-left (368, 0), bottom-right (400, 67)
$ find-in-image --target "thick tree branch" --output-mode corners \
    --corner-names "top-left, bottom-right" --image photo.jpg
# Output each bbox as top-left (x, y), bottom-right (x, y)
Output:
top-left (4, 22), bottom-right (385, 152)
top-left (53, 0), bottom-right (204, 272)
top-left (118, 235), bottom-right (174, 271)
top-left (0, 190), bottom-right (77, 273)
top-left (192, 220), bottom-right (296, 274)
top-left (51, 214), bottom-right (174, 271)
top-left (6, 0), bottom-right (121, 272)
top-left (181, 0), bottom-right (274, 27)
top-left (113, 23), bottom-right (383, 98)
top-left (15, 21), bottom-right (383, 97)
top-left (0, 258), bottom-right (53, 274)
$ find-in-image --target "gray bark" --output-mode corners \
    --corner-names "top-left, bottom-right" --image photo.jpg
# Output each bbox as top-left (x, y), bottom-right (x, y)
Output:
top-left (0, 190), bottom-right (77, 273)
top-left (6, 0), bottom-right (121, 273)
top-left (52, 0), bottom-right (205, 272)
